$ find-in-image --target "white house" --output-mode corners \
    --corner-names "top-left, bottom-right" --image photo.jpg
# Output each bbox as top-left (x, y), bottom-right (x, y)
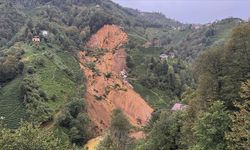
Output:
top-left (42, 30), bottom-right (48, 37)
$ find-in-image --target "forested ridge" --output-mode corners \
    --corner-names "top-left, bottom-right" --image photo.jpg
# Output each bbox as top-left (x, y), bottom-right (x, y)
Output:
top-left (0, 0), bottom-right (249, 149)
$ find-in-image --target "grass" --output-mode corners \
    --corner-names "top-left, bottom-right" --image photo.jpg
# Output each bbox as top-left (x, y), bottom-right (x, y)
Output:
top-left (31, 45), bottom-right (82, 112)
top-left (128, 33), bottom-right (147, 43)
top-left (0, 77), bottom-right (27, 128)
top-left (35, 55), bottom-right (77, 111)
top-left (11, 43), bottom-right (83, 113)
top-left (131, 81), bottom-right (169, 109)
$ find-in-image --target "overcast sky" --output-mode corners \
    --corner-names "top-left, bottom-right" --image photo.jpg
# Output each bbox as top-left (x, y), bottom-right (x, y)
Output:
top-left (112, 0), bottom-right (250, 24)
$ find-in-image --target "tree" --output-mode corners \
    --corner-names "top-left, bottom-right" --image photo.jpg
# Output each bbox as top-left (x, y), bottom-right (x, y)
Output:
top-left (20, 77), bottom-right (53, 124)
top-left (57, 98), bottom-right (90, 145)
top-left (225, 80), bottom-right (250, 150)
top-left (0, 122), bottom-right (72, 150)
top-left (194, 47), bottom-right (223, 103)
top-left (194, 24), bottom-right (250, 109)
top-left (141, 111), bottom-right (185, 150)
top-left (17, 61), bottom-right (24, 75)
top-left (0, 55), bottom-right (18, 82)
top-left (191, 101), bottom-right (231, 150)
top-left (89, 11), bottom-right (114, 33)
top-left (98, 109), bottom-right (131, 150)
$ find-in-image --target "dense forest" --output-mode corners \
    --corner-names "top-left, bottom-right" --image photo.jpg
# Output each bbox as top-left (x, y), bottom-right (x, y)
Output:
top-left (0, 0), bottom-right (249, 149)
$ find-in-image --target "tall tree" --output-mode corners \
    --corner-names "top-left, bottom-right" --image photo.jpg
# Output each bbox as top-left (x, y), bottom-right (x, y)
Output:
top-left (141, 111), bottom-right (185, 150)
top-left (98, 109), bottom-right (131, 150)
top-left (225, 80), bottom-right (250, 150)
top-left (191, 101), bottom-right (231, 150)
top-left (194, 24), bottom-right (250, 109)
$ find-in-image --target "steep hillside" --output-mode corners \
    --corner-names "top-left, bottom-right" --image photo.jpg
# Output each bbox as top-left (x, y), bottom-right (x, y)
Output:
top-left (79, 25), bottom-right (153, 134)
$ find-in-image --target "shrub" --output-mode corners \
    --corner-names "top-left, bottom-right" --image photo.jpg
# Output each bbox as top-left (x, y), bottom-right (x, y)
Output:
top-left (57, 98), bottom-right (90, 146)
top-left (0, 56), bottom-right (18, 82)
top-left (35, 57), bottom-right (45, 67)
top-left (27, 66), bottom-right (36, 74)
top-left (17, 61), bottom-right (24, 74)
top-left (84, 62), bottom-right (100, 75)
top-left (84, 62), bottom-right (96, 70)
top-left (20, 77), bottom-right (53, 123)
top-left (51, 94), bottom-right (57, 101)
top-left (38, 89), bottom-right (48, 101)
top-left (98, 109), bottom-right (131, 150)
top-left (104, 72), bottom-right (112, 78)
top-left (0, 122), bottom-right (72, 150)
top-left (94, 95), bottom-right (103, 101)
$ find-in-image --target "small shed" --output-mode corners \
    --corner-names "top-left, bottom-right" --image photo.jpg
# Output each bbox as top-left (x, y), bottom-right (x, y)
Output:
top-left (171, 103), bottom-right (188, 111)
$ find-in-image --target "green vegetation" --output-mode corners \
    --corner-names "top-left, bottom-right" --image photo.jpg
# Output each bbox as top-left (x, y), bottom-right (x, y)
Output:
top-left (0, 122), bottom-right (72, 150)
top-left (84, 62), bottom-right (100, 75)
top-left (194, 24), bottom-right (250, 109)
top-left (136, 24), bottom-right (250, 150)
top-left (20, 76), bottom-right (53, 124)
top-left (143, 18), bottom-right (242, 61)
top-left (57, 98), bottom-right (90, 146)
top-left (191, 101), bottom-right (231, 150)
top-left (139, 111), bottom-right (185, 150)
top-left (98, 109), bottom-right (132, 150)
top-left (225, 80), bottom-right (250, 150)
top-left (132, 81), bottom-right (168, 108)
top-left (0, 78), bottom-right (27, 129)
top-left (126, 38), bottom-right (194, 108)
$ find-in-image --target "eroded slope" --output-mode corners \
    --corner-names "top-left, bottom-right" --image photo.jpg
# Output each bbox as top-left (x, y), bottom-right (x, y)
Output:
top-left (79, 25), bottom-right (153, 134)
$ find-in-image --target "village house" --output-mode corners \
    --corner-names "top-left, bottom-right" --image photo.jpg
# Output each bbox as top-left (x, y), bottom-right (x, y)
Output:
top-left (42, 30), bottom-right (48, 37)
top-left (171, 103), bottom-right (188, 111)
top-left (159, 51), bottom-right (175, 60)
top-left (191, 24), bottom-right (203, 30)
top-left (32, 36), bottom-right (40, 45)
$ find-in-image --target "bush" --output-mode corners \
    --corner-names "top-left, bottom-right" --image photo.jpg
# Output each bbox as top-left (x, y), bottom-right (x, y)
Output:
top-left (27, 66), bottom-right (36, 74)
top-left (20, 77), bottom-right (53, 123)
top-left (84, 62), bottom-right (96, 70)
top-left (94, 95), bottom-right (103, 101)
top-left (98, 109), bottom-right (131, 150)
top-left (35, 57), bottom-right (45, 67)
top-left (38, 89), bottom-right (48, 101)
top-left (0, 56), bottom-right (18, 82)
top-left (0, 122), bottom-right (72, 150)
top-left (84, 62), bottom-right (100, 75)
top-left (17, 61), bottom-right (24, 74)
top-left (104, 72), bottom-right (112, 78)
top-left (51, 94), bottom-right (57, 101)
top-left (57, 98), bottom-right (90, 146)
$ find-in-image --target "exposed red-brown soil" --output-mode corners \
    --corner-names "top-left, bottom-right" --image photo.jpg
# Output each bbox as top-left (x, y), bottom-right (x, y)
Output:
top-left (78, 25), bottom-right (153, 134)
